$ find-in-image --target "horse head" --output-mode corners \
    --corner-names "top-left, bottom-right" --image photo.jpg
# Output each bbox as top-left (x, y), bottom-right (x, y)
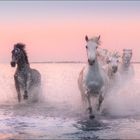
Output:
top-left (10, 43), bottom-right (28, 67)
top-left (85, 35), bottom-right (101, 65)
top-left (122, 49), bottom-right (132, 65)
top-left (106, 51), bottom-right (120, 73)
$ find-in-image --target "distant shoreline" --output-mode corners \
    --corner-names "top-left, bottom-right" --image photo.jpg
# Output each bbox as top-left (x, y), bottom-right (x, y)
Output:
top-left (31, 61), bottom-right (86, 64)
top-left (1, 61), bottom-right (140, 64)
top-left (31, 61), bottom-right (140, 64)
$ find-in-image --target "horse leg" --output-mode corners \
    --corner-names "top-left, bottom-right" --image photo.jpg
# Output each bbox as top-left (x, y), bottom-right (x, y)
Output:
top-left (14, 75), bottom-right (21, 102)
top-left (80, 91), bottom-right (87, 108)
top-left (97, 94), bottom-right (104, 111)
top-left (23, 90), bottom-right (28, 100)
top-left (23, 77), bottom-right (29, 100)
top-left (87, 94), bottom-right (95, 119)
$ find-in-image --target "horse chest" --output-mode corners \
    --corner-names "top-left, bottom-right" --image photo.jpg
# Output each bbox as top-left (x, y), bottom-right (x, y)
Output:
top-left (84, 69), bottom-right (104, 92)
top-left (16, 72), bottom-right (31, 85)
top-left (86, 71), bottom-right (100, 82)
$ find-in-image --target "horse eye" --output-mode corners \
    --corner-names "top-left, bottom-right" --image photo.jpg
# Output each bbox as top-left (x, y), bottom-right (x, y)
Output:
top-left (86, 46), bottom-right (88, 49)
top-left (107, 60), bottom-right (111, 63)
top-left (15, 49), bottom-right (20, 53)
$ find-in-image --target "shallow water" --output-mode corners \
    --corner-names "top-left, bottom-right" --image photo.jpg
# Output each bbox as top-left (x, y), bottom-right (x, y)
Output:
top-left (0, 63), bottom-right (140, 139)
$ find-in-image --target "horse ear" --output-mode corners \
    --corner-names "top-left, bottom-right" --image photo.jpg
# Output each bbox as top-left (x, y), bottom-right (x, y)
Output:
top-left (123, 49), bottom-right (127, 52)
top-left (98, 35), bottom-right (100, 40)
top-left (85, 35), bottom-right (89, 42)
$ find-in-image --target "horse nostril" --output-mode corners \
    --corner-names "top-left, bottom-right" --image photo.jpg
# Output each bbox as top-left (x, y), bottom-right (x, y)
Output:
top-left (112, 66), bottom-right (118, 73)
top-left (11, 62), bottom-right (16, 67)
top-left (92, 60), bottom-right (95, 63)
top-left (88, 59), bottom-right (95, 65)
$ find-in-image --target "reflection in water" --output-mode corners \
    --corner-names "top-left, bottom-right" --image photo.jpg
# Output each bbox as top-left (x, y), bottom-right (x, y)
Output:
top-left (76, 118), bottom-right (106, 131)
top-left (69, 116), bottom-right (110, 140)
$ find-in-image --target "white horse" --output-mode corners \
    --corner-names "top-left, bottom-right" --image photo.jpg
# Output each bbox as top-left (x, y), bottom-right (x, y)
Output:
top-left (97, 48), bottom-right (120, 80)
top-left (104, 52), bottom-right (120, 79)
top-left (101, 52), bottom-right (122, 96)
top-left (78, 35), bottom-right (109, 119)
top-left (119, 49), bottom-right (134, 80)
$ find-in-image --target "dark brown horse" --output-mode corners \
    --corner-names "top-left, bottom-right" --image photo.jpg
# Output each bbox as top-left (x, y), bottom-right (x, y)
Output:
top-left (10, 43), bottom-right (41, 102)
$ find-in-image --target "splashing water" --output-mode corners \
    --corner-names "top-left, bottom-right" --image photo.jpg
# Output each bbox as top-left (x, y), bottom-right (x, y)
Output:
top-left (0, 63), bottom-right (140, 139)
top-left (102, 64), bottom-right (140, 117)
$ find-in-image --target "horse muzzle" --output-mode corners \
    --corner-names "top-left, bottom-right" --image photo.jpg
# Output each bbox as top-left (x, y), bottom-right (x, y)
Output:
top-left (112, 66), bottom-right (118, 73)
top-left (88, 59), bottom-right (95, 65)
top-left (10, 61), bottom-right (16, 67)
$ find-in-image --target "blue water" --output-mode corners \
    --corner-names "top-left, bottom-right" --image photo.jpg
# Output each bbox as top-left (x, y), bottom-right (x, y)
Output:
top-left (0, 63), bottom-right (140, 139)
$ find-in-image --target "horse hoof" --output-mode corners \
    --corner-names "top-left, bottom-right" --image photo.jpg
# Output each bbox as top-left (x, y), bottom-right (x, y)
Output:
top-left (89, 114), bottom-right (95, 119)
top-left (23, 94), bottom-right (28, 100)
top-left (87, 107), bottom-right (92, 114)
top-left (97, 107), bottom-right (100, 111)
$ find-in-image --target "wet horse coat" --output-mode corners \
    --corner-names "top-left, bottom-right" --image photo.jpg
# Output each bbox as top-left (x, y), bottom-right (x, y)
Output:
top-left (78, 36), bottom-right (109, 118)
top-left (11, 43), bottom-right (41, 102)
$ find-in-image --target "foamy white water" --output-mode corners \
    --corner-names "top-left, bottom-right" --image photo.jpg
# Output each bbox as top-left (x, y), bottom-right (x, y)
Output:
top-left (0, 63), bottom-right (140, 139)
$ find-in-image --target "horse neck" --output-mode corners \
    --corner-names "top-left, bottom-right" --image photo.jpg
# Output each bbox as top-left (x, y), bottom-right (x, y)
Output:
top-left (17, 57), bottom-right (30, 71)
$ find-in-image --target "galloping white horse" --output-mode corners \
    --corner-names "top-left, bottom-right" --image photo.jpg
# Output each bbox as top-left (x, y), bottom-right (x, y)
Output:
top-left (101, 52), bottom-right (121, 93)
top-left (105, 52), bottom-right (120, 79)
top-left (78, 35), bottom-right (109, 119)
top-left (119, 49), bottom-right (134, 79)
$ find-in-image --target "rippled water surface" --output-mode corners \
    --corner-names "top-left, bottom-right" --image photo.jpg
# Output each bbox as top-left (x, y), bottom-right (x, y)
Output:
top-left (0, 63), bottom-right (140, 139)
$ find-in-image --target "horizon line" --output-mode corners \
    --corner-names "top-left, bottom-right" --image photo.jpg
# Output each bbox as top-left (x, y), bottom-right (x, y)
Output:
top-left (1, 61), bottom-right (140, 64)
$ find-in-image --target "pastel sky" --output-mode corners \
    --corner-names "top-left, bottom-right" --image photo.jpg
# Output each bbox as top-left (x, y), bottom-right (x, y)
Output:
top-left (0, 1), bottom-right (140, 62)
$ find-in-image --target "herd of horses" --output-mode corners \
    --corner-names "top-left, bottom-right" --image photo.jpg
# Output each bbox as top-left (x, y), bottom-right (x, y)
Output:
top-left (78, 35), bottom-right (134, 118)
top-left (10, 35), bottom-right (134, 119)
